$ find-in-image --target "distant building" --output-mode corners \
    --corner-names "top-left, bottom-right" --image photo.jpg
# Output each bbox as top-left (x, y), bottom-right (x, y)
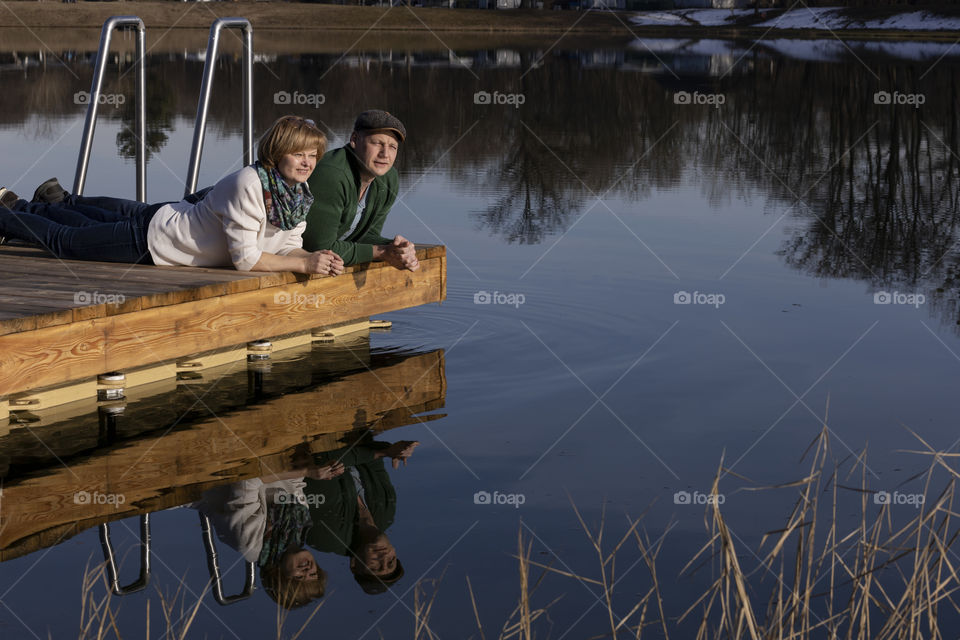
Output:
top-left (582, 0), bottom-right (625, 7)
top-left (674, 0), bottom-right (749, 7)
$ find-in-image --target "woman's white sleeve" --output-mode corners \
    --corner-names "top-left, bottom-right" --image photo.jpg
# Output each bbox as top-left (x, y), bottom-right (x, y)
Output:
top-left (221, 177), bottom-right (265, 271)
top-left (278, 221), bottom-right (307, 256)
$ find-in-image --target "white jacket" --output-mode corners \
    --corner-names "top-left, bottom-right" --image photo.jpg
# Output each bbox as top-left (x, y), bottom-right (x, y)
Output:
top-left (196, 478), bottom-right (308, 563)
top-left (147, 166), bottom-right (305, 271)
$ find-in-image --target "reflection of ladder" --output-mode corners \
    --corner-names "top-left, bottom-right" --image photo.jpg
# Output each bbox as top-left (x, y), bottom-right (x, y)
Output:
top-left (200, 513), bottom-right (257, 605)
top-left (74, 16), bottom-right (254, 204)
top-left (99, 512), bottom-right (256, 605)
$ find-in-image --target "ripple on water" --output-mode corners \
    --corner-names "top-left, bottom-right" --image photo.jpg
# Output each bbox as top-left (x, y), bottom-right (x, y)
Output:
top-left (383, 279), bottom-right (674, 395)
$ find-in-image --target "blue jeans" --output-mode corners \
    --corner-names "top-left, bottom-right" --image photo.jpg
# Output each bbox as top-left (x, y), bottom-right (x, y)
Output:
top-left (0, 195), bottom-right (165, 264)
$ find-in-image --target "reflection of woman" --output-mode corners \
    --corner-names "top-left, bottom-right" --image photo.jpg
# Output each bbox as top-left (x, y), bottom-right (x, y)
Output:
top-left (193, 461), bottom-right (344, 609)
top-left (0, 116), bottom-right (344, 276)
top-left (304, 439), bottom-right (418, 594)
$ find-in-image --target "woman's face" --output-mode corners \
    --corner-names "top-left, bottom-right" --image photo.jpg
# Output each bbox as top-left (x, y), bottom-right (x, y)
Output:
top-left (276, 148), bottom-right (318, 186)
top-left (281, 549), bottom-right (319, 580)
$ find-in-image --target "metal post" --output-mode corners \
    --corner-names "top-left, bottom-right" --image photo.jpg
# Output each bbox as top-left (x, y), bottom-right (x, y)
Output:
top-left (74, 16), bottom-right (147, 202)
top-left (184, 18), bottom-right (254, 198)
top-left (99, 514), bottom-right (151, 595)
top-left (199, 512), bottom-right (256, 605)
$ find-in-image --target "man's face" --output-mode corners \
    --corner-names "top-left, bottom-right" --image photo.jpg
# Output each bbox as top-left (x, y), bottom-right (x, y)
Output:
top-left (350, 131), bottom-right (400, 179)
top-left (351, 533), bottom-right (398, 577)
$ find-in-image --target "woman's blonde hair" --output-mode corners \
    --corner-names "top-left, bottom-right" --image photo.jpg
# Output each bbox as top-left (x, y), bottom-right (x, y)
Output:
top-left (257, 116), bottom-right (326, 170)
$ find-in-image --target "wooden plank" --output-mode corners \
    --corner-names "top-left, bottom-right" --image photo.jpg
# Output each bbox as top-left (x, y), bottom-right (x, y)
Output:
top-left (0, 247), bottom-right (444, 395)
top-left (0, 260), bottom-right (265, 318)
top-left (0, 245), bottom-right (446, 334)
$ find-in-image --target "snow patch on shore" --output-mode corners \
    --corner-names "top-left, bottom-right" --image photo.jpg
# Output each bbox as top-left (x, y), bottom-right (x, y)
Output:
top-left (629, 37), bottom-right (960, 64)
top-left (631, 8), bottom-right (960, 32)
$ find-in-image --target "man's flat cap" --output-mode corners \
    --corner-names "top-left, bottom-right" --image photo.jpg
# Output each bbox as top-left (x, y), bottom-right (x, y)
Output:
top-left (354, 110), bottom-right (406, 142)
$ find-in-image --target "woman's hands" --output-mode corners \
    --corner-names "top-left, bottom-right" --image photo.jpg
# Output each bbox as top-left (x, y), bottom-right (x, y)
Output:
top-left (253, 249), bottom-right (344, 275)
top-left (303, 250), bottom-right (344, 276)
top-left (304, 460), bottom-right (346, 480)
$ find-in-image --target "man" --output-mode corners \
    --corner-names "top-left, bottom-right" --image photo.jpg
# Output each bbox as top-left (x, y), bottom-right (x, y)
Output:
top-left (303, 110), bottom-right (419, 272)
top-left (303, 437), bottom-right (419, 595)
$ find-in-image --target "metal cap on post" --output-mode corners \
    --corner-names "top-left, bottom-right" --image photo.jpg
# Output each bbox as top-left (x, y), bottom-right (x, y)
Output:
top-left (74, 16), bottom-right (147, 202)
top-left (185, 18), bottom-right (254, 198)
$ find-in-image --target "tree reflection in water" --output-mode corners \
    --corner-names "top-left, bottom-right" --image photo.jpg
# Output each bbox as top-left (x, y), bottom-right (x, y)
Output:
top-left (2, 44), bottom-right (959, 321)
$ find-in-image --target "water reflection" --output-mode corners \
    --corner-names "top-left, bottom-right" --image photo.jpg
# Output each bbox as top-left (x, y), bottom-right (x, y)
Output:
top-left (0, 341), bottom-right (446, 562)
top-left (304, 435), bottom-right (419, 595)
top-left (3, 43), bottom-right (960, 326)
top-left (192, 456), bottom-right (341, 609)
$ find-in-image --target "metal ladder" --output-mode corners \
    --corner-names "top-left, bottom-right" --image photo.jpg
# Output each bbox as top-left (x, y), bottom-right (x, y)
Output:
top-left (74, 16), bottom-right (146, 201)
top-left (74, 16), bottom-right (254, 204)
top-left (185, 18), bottom-right (254, 197)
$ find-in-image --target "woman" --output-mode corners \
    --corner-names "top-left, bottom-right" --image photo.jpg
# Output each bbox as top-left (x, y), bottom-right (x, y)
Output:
top-left (0, 116), bottom-right (344, 276)
top-left (192, 457), bottom-right (346, 609)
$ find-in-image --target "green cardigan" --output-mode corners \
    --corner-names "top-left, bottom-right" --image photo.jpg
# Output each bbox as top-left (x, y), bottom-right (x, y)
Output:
top-left (303, 445), bottom-right (397, 555)
top-left (302, 146), bottom-right (398, 265)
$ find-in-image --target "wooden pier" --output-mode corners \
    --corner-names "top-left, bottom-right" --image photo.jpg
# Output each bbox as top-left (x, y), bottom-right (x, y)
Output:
top-left (0, 244), bottom-right (446, 414)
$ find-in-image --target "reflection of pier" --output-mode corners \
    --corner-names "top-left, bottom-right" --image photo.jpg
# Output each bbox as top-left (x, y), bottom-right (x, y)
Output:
top-left (0, 346), bottom-right (446, 561)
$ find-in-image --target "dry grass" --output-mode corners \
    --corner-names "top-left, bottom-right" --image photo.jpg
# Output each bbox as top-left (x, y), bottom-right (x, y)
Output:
top-left (78, 561), bottom-right (206, 640)
top-left (416, 421), bottom-right (960, 639)
top-left (77, 560), bottom-right (323, 640)
top-left (74, 414), bottom-right (960, 638)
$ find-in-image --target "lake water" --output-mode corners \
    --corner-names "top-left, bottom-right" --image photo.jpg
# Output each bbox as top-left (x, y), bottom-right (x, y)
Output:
top-left (1, 30), bottom-right (959, 638)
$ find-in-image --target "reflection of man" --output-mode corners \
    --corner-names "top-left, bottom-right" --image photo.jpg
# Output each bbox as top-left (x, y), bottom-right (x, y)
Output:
top-left (304, 438), bottom-right (418, 594)
top-left (303, 110), bottom-right (419, 272)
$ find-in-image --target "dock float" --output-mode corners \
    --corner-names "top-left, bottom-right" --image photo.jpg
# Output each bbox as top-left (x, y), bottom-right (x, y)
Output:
top-left (0, 244), bottom-right (446, 415)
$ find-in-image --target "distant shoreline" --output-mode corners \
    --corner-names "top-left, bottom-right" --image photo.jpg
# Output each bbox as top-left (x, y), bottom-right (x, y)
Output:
top-left (1, 1), bottom-right (959, 38)
top-left (0, 2), bottom-right (628, 31)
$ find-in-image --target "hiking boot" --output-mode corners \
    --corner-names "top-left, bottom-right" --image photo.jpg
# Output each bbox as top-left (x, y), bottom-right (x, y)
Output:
top-left (32, 178), bottom-right (68, 204)
top-left (0, 187), bottom-right (20, 210)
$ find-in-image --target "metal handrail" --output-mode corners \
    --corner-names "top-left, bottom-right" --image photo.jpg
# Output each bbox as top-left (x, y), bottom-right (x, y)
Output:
top-left (184, 18), bottom-right (254, 197)
top-left (199, 512), bottom-right (256, 605)
top-left (99, 514), bottom-right (151, 595)
top-left (74, 16), bottom-right (146, 202)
